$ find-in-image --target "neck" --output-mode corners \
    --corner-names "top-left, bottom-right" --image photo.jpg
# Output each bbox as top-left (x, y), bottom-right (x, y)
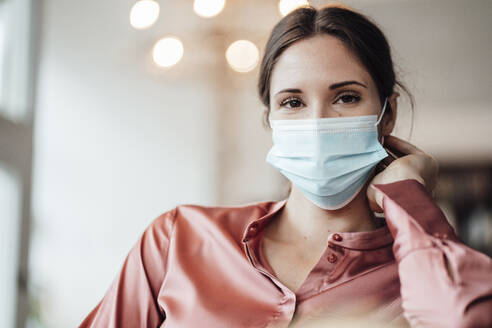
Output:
top-left (269, 182), bottom-right (381, 246)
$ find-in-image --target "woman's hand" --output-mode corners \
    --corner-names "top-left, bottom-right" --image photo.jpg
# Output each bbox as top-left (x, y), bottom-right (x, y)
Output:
top-left (367, 135), bottom-right (439, 213)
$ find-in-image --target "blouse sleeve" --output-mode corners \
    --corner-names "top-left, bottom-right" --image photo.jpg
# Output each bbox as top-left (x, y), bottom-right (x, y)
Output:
top-left (373, 179), bottom-right (492, 328)
top-left (78, 207), bottom-right (177, 328)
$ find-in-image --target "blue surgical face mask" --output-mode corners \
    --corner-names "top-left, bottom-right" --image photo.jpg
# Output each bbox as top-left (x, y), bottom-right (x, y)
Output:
top-left (266, 98), bottom-right (389, 210)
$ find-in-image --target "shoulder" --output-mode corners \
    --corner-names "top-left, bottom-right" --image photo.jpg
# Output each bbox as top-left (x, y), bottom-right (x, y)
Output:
top-left (176, 200), bottom-right (276, 227)
top-left (177, 200), bottom-right (275, 222)
top-left (150, 200), bottom-right (280, 244)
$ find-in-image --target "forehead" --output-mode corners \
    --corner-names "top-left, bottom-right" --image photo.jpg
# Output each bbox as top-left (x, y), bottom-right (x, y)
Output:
top-left (270, 34), bottom-right (373, 94)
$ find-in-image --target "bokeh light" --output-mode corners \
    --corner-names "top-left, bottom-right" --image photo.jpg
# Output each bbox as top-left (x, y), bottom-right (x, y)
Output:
top-left (278, 0), bottom-right (309, 17)
top-left (152, 37), bottom-right (184, 68)
top-left (129, 0), bottom-right (160, 29)
top-left (193, 0), bottom-right (226, 18)
top-left (225, 40), bottom-right (259, 73)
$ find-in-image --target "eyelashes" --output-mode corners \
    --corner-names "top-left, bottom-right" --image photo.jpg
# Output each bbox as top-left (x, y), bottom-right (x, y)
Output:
top-left (278, 91), bottom-right (362, 110)
top-left (335, 93), bottom-right (361, 104)
top-left (279, 96), bottom-right (304, 109)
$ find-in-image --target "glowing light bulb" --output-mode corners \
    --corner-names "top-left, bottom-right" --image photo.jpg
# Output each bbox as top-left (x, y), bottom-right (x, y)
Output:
top-left (278, 0), bottom-right (309, 17)
top-left (193, 0), bottom-right (226, 18)
top-left (152, 37), bottom-right (184, 68)
top-left (225, 40), bottom-right (259, 73)
top-left (130, 0), bottom-right (160, 29)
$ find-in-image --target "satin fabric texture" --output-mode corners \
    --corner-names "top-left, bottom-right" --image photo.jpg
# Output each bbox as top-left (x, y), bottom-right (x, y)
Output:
top-left (79, 180), bottom-right (492, 328)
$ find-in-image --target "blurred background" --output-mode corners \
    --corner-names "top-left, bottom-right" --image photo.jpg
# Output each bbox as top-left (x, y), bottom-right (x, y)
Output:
top-left (0, 0), bottom-right (491, 327)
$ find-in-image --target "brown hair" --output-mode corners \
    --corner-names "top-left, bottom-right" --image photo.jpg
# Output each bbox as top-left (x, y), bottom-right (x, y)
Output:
top-left (257, 4), bottom-right (414, 129)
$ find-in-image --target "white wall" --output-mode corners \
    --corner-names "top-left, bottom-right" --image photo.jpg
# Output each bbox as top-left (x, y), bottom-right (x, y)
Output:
top-left (30, 0), bottom-right (220, 326)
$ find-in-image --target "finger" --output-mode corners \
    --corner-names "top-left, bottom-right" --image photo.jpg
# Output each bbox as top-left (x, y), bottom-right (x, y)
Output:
top-left (367, 184), bottom-right (384, 213)
top-left (383, 146), bottom-right (399, 161)
top-left (384, 135), bottom-right (424, 155)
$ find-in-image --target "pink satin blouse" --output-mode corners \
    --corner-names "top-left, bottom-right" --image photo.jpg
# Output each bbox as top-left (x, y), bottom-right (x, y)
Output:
top-left (79, 180), bottom-right (492, 327)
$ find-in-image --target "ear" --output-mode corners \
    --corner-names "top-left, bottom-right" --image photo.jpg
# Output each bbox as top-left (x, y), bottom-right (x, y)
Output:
top-left (381, 92), bottom-right (399, 137)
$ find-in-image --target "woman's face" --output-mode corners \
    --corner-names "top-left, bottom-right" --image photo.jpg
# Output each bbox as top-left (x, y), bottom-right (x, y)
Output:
top-left (269, 34), bottom-right (395, 131)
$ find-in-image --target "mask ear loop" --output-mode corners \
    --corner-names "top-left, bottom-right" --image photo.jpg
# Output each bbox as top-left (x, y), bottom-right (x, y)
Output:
top-left (375, 97), bottom-right (388, 126)
top-left (375, 97), bottom-right (388, 145)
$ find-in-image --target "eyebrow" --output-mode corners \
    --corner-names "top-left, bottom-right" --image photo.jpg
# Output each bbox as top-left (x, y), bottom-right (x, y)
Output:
top-left (329, 80), bottom-right (367, 90)
top-left (274, 80), bottom-right (367, 96)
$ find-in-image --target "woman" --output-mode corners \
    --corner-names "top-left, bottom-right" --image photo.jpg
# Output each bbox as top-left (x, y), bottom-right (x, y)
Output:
top-left (80, 5), bottom-right (492, 328)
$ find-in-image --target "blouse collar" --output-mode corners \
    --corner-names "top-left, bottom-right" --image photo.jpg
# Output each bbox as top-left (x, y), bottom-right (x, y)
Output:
top-left (241, 199), bottom-right (394, 251)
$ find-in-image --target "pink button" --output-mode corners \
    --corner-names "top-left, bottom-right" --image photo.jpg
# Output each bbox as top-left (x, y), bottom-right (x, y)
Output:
top-left (327, 253), bottom-right (338, 263)
top-left (249, 223), bottom-right (259, 233)
top-left (332, 233), bottom-right (343, 242)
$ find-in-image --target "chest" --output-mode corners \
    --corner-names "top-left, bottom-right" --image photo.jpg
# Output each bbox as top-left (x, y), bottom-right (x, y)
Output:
top-left (159, 235), bottom-right (402, 327)
top-left (260, 238), bottom-right (327, 293)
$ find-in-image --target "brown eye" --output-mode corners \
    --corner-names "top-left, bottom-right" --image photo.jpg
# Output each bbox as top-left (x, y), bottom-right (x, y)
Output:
top-left (335, 93), bottom-right (361, 104)
top-left (280, 97), bottom-right (304, 109)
